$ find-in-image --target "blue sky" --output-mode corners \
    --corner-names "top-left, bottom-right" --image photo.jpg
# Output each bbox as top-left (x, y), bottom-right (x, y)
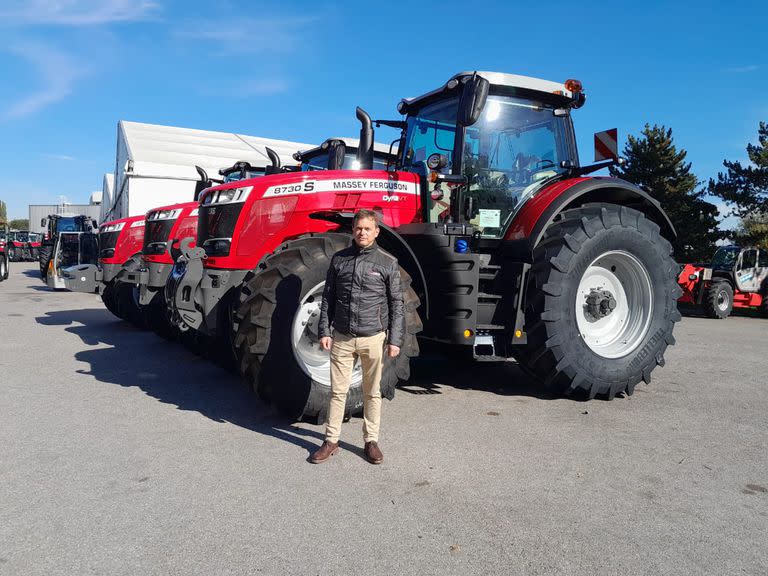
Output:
top-left (0, 0), bottom-right (765, 227)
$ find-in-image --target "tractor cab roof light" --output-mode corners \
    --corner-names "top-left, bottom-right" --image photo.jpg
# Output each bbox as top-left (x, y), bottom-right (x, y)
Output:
top-left (564, 79), bottom-right (583, 93)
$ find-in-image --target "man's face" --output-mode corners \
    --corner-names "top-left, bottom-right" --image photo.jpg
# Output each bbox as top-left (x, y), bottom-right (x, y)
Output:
top-left (353, 217), bottom-right (379, 248)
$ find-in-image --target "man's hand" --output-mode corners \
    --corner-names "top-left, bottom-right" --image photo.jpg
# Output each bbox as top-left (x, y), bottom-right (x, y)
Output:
top-left (320, 336), bottom-right (333, 351)
top-left (387, 344), bottom-right (400, 358)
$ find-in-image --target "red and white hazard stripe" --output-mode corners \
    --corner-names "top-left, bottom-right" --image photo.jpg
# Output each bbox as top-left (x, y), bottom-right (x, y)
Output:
top-left (594, 128), bottom-right (618, 162)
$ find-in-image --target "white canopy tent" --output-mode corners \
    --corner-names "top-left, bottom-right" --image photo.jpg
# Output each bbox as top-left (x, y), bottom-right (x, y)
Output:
top-left (106, 121), bottom-right (313, 221)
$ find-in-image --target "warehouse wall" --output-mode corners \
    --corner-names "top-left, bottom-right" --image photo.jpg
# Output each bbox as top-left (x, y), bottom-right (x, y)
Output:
top-left (29, 205), bottom-right (102, 233)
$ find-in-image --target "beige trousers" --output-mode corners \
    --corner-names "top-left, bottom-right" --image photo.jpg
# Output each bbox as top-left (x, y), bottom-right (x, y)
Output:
top-left (325, 330), bottom-right (387, 444)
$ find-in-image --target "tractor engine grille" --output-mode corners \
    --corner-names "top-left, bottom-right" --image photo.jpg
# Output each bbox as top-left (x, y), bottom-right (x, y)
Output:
top-left (198, 203), bottom-right (243, 257)
top-left (143, 219), bottom-right (176, 256)
top-left (99, 231), bottom-right (120, 259)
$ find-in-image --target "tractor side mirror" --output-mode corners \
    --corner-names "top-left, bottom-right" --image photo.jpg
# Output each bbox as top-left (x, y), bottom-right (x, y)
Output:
top-left (458, 74), bottom-right (490, 127)
top-left (41, 218), bottom-right (47, 227)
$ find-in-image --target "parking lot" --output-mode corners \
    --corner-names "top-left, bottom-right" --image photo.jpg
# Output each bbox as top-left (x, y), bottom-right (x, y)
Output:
top-left (1, 260), bottom-right (767, 575)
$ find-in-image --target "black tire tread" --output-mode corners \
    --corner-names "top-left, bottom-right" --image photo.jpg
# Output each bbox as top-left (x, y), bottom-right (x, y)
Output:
top-left (702, 279), bottom-right (733, 319)
top-left (521, 202), bottom-right (680, 399)
top-left (233, 233), bottom-right (421, 421)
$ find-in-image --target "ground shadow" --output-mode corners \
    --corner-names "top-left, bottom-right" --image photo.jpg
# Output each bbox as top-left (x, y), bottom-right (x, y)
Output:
top-left (36, 307), bottom-right (564, 458)
top-left (406, 352), bottom-right (555, 400)
top-left (35, 307), bottom-right (354, 457)
top-left (21, 269), bottom-right (41, 278)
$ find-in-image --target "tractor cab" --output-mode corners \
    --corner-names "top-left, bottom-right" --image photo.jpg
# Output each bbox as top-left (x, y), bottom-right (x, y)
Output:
top-left (294, 137), bottom-right (395, 172)
top-left (219, 161), bottom-right (266, 183)
top-left (395, 72), bottom-right (583, 238)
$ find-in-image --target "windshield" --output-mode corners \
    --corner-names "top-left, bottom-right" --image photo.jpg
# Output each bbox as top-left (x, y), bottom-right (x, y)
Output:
top-left (29, 233), bottom-right (40, 241)
top-left (15, 231), bottom-right (29, 242)
top-left (223, 168), bottom-right (265, 183)
top-left (301, 151), bottom-right (390, 171)
top-left (56, 217), bottom-right (78, 232)
top-left (401, 98), bottom-right (458, 171)
top-left (463, 95), bottom-right (575, 237)
top-left (711, 246), bottom-right (740, 268)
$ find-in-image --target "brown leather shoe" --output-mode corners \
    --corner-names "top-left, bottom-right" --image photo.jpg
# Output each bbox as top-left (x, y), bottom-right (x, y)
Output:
top-left (364, 441), bottom-right (384, 464)
top-left (309, 441), bottom-right (339, 464)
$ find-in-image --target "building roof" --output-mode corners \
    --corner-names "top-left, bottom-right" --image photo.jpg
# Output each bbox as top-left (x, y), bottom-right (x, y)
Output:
top-left (118, 121), bottom-right (314, 181)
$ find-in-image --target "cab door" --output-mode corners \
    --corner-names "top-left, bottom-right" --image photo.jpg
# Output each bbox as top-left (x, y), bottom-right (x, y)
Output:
top-left (735, 248), bottom-right (760, 292)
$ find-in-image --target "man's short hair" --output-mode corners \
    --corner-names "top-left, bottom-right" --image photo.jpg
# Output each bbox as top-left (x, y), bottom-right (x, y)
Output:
top-left (353, 209), bottom-right (380, 228)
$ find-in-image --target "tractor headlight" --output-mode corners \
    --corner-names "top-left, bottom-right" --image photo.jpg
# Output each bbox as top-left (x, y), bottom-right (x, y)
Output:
top-left (203, 186), bottom-right (253, 205)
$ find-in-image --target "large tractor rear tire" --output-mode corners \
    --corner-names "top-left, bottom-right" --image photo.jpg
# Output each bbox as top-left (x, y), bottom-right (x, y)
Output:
top-left (520, 203), bottom-right (681, 399)
top-left (233, 233), bottom-right (421, 422)
top-left (761, 293), bottom-right (768, 319)
top-left (702, 279), bottom-right (733, 319)
top-left (39, 244), bottom-right (53, 280)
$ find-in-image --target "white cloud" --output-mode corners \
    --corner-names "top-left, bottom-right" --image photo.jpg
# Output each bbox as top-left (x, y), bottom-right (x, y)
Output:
top-left (0, 0), bottom-right (160, 26)
top-left (176, 16), bottom-right (317, 55)
top-left (721, 65), bottom-right (760, 74)
top-left (3, 43), bottom-right (87, 120)
top-left (43, 153), bottom-right (76, 161)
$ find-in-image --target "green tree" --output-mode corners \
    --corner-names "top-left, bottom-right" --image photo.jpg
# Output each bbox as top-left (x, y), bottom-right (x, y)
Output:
top-left (736, 211), bottom-right (768, 249)
top-left (0, 200), bottom-right (7, 224)
top-left (610, 124), bottom-right (720, 261)
top-left (708, 121), bottom-right (768, 221)
top-left (9, 218), bottom-right (29, 230)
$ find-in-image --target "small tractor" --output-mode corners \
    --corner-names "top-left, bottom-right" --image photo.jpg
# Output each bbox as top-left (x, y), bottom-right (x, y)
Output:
top-left (39, 214), bottom-right (99, 286)
top-left (27, 232), bottom-right (42, 261)
top-left (166, 71), bottom-right (682, 422)
top-left (5, 230), bottom-right (32, 262)
top-left (678, 244), bottom-right (768, 318)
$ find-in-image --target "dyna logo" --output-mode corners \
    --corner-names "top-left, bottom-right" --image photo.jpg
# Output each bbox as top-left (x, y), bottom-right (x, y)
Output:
top-left (382, 195), bottom-right (401, 202)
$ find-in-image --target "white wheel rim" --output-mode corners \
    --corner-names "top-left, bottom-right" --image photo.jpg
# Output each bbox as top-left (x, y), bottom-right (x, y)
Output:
top-left (717, 290), bottom-right (730, 311)
top-left (291, 281), bottom-right (362, 388)
top-left (575, 250), bottom-right (653, 359)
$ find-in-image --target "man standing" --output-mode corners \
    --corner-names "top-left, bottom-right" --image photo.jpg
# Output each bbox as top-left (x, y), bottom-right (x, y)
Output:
top-left (311, 209), bottom-right (404, 465)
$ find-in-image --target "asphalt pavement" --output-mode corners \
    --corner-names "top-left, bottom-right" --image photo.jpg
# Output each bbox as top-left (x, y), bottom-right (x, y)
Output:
top-left (1, 261), bottom-right (767, 576)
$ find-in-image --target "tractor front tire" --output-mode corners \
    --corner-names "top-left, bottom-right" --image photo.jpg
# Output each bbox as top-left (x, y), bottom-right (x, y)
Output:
top-left (101, 281), bottom-right (124, 319)
top-left (39, 244), bottom-right (53, 280)
top-left (233, 233), bottom-right (421, 421)
top-left (0, 254), bottom-right (7, 281)
top-left (521, 203), bottom-right (681, 399)
top-left (143, 291), bottom-right (178, 340)
top-left (702, 280), bottom-right (733, 319)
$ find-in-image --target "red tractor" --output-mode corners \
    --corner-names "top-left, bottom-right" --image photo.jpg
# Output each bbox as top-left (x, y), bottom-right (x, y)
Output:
top-left (167, 71), bottom-right (681, 421)
top-left (678, 244), bottom-right (768, 318)
top-left (64, 215), bottom-right (147, 321)
top-left (5, 231), bottom-right (32, 262)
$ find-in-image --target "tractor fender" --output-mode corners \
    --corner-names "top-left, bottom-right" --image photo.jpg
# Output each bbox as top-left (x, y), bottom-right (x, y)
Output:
top-left (309, 211), bottom-right (430, 319)
top-left (505, 177), bottom-right (676, 259)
